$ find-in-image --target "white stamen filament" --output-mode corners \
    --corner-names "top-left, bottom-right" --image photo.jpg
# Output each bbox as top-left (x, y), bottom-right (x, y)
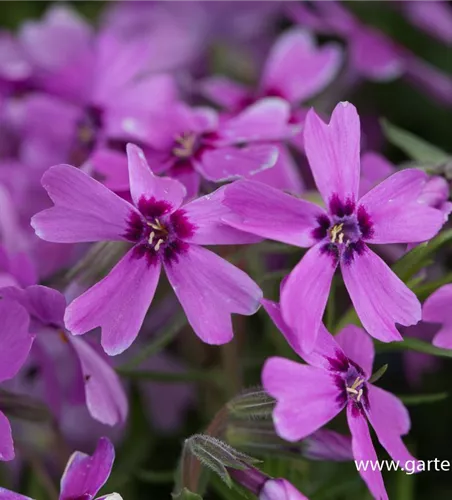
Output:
top-left (148, 231), bottom-right (155, 245)
top-left (154, 239), bottom-right (164, 252)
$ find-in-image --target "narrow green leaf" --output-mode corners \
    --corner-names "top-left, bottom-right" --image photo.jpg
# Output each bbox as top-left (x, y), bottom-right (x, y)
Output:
top-left (413, 272), bottom-right (452, 301)
top-left (392, 229), bottom-right (452, 282)
top-left (398, 392), bottom-right (448, 406)
top-left (381, 119), bottom-right (449, 163)
top-left (368, 364), bottom-right (388, 384)
top-left (376, 337), bottom-right (452, 359)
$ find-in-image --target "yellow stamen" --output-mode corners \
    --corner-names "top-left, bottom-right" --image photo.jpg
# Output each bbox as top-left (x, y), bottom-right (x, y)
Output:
top-left (330, 223), bottom-right (344, 243)
top-left (148, 231), bottom-right (155, 245)
top-left (350, 376), bottom-right (363, 391)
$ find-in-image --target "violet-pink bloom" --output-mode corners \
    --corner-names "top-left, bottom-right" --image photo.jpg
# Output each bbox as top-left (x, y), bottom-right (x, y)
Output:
top-left (290, 1), bottom-right (452, 105)
top-left (0, 285), bottom-right (128, 426)
top-left (59, 437), bottom-right (120, 500)
top-left (201, 28), bottom-right (341, 194)
top-left (302, 429), bottom-right (353, 462)
top-left (361, 151), bottom-right (452, 222)
top-left (105, 97), bottom-right (288, 198)
top-left (261, 298), bottom-right (417, 500)
top-left (0, 437), bottom-right (121, 500)
top-left (0, 299), bottom-right (33, 461)
top-left (202, 28), bottom-right (341, 113)
top-left (18, 5), bottom-right (177, 165)
top-left (223, 102), bottom-right (444, 351)
top-left (32, 144), bottom-right (262, 355)
top-left (0, 31), bottom-right (32, 88)
top-left (396, 0), bottom-right (452, 45)
top-left (423, 284), bottom-right (452, 349)
top-left (260, 478), bottom-right (308, 500)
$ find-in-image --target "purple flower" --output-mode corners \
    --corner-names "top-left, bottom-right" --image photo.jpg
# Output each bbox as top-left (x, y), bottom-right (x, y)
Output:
top-left (32, 144), bottom-right (262, 355)
top-left (0, 299), bottom-right (33, 461)
top-left (16, 5), bottom-right (177, 166)
top-left (0, 437), bottom-right (121, 499)
top-left (423, 284), bottom-right (452, 349)
top-left (227, 460), bottom-right (308, 499)
top-left (223, 102), bottom-right (445, 351)
top-left (361, 151), bottom-right (452, 220)
top-left (1, 284), bottom-right (128, 426)
top-left (202, 28), bottom-right (342, 113)
top-left (397, 1), bottom-right (452, 45)
top-left (200, 28), bottom-right (342, 194)
top-left (261, 298), bottom-right (417, 500)
top-left (104, 97), bottom-right (290, 198)
top-left (290, 1), bottom-right (452, 105)
top-left (260, 478), bottom-right (308, 500)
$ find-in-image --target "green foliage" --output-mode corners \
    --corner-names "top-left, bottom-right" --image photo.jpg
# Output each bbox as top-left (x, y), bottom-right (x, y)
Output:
top-left (381, 119), bottom-right (450, 164)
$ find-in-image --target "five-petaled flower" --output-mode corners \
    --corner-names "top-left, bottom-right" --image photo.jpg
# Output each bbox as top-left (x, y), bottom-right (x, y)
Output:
top-left (0, 437), bottom-right (121, 500)
top-left (31, 144), bottom-right (262, 355)
top-left (261, 297), bottom-right (418, 500)
top-left (223, 101), bottom-right (445, 352)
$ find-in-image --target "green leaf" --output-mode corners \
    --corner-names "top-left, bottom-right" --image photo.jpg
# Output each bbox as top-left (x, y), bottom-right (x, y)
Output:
top-left (381, 119), bottom-right (449, 163)
top-left (398, 392), bottom-right (448, 406)
top-left (376, 337), bottom-right (452, 359)
top-left (392, 229), bottom-right (452, 283)
top-left (172, 487), bottom-right (204, 500)
top-left (368, 364), bottom-right (388, 384)
top-left (413, 272), bottom-right (452, 301)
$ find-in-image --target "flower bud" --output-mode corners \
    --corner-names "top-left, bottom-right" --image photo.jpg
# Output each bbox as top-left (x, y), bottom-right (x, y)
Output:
top-left (227, 387), bottom-right (276, 419)
top-left (259, 478), bottom-right (308, 500)
top-left (302, 429), bottom-right (353, 462)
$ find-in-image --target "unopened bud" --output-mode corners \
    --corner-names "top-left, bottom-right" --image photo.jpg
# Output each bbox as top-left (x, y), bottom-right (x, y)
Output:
top-left (302, 429), bottom-right (353, 462)
top-left (227, 387), bottom-right (276, 419)
top-left (185, 434), bottom-right (259, 487)
top-left (259, 478), bottom-right (308, 500)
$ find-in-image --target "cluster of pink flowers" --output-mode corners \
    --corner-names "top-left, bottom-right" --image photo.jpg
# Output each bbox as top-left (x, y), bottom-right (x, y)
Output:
top-left (0, 2), bottom-right (451, 499)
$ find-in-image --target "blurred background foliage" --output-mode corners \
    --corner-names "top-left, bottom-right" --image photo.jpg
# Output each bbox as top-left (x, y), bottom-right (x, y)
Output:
top-left (0, 1), bottom-right (451, 499)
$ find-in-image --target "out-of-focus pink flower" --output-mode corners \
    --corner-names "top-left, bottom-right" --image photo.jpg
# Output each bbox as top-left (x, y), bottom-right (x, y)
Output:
top-left (101, 97), bottom-right (291, 198)
top-left (289, 1), bottom-right (452, 105)
top-left (396, 0), bottom-right (452, 45)
top-left (1, 282), bottom-right (128, 427)
top-left (423, 285), bottom-right (452, 349)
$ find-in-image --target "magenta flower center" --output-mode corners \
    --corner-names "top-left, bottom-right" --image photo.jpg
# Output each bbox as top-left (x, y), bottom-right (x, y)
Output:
top-left (125, 197), bottom-right (196, 266)
top-left (328, 351), bottom-right (369, 414)
top-left (313, 194), bottom-right (374, 265)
